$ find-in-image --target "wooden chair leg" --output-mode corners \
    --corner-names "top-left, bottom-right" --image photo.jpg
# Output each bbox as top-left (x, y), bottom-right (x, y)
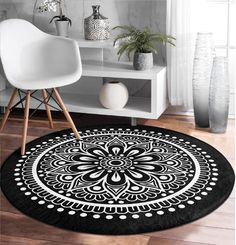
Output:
top-left (0, 88), bottom-right (18, 132)
top-left (53, 88), bottom-right (81, 140)
top-left (21, 91), bottom-right (30, 155)
top-left (42, 89), bottom-right (53, 129)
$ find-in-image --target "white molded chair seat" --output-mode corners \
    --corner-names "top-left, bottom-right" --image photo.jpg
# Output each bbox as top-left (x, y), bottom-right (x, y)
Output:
top-left (0, 18), bottom-right (82, 90)
top-left (0, 19), bottom-right (82, 155)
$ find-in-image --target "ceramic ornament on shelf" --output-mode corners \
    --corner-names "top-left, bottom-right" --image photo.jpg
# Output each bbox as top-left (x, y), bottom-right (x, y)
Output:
top-left (84, 5), bottom-right (110, 40)
top-left (99, 81), bottom-right (128, 110)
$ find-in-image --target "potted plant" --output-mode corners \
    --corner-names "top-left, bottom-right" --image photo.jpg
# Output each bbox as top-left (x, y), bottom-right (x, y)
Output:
top-left (38, 0), bottom-right (72, 37)
top-left (113, 26), bottom-right (175, 70)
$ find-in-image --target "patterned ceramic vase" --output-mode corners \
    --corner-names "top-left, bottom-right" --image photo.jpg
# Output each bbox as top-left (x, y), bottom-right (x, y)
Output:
top-left (209, 56), bottom-right (229, 133)
top-left (84, 5), bottom-right (110, 40)
top-left (192, 33), bottom-right (215, 127)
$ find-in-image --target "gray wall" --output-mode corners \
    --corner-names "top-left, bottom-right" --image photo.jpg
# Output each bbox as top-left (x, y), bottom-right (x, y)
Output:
top-left (0, 0), bottom-right (166, 97)
top-left (0, 0), bottom-right (166, 65)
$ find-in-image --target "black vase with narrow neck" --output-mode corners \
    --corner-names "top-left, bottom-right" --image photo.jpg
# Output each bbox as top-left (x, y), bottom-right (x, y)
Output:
top-left (92, 5), bottom-right (101, 19)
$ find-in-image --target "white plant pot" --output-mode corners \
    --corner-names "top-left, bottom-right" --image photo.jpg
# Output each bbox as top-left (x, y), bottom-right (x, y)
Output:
top-left (55, 20), bottom-right (69, 37)
top-left (99, 81), bottom-right (129, 110)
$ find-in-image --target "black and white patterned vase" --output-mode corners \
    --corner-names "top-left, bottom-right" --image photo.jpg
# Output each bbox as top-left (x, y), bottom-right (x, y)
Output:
top-left (84, 5), bottom-right (110, 40)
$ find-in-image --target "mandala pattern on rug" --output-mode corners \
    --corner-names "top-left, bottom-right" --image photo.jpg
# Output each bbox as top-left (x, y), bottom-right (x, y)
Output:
top-left (14, 127), bottom-right (219, 220)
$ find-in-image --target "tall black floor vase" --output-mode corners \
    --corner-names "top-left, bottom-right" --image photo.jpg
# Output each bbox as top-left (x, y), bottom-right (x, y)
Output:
top-left (192, 32), bottom-right (215, 127)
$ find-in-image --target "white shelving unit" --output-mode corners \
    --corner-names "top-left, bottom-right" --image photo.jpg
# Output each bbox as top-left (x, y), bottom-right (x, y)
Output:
top-left (0, 34), bottom-right (168, 121)
top-left (82, 60), bottom-right (164, 79)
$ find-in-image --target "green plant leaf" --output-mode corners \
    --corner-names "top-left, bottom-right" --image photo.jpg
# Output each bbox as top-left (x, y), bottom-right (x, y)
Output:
top-left (112, 25), bottom-right (176, 59)
top-left (117, 42), bottom-right (134, 60)
top-left (50, 15), bottom-right (72, 26)
top-left (143, 43), bottom-right (158, 54)
top-left (49, 15), bottom-right (61, 23)
top-left (113, 33), bottom-right (132, 47)
top-left (112, 25), bottom-right (137, 32)
top-left (126, 43), bottom-right (137, 61)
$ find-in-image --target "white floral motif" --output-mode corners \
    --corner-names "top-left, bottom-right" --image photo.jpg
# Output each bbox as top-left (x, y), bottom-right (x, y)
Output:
top-left (40, 135), bottom-right (193, 204)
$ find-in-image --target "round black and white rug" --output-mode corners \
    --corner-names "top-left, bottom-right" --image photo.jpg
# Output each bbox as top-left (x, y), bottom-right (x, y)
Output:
top-left (1, 125), bottom-right (234, 235)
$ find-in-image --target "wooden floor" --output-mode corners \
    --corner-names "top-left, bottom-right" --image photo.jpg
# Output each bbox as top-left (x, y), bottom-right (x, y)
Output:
top-left (0, 111), bottom-right (235, 245)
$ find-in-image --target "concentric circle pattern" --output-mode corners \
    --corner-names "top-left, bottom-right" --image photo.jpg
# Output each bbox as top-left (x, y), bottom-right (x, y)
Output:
top-left (1, 125), bottom-right (234, 234)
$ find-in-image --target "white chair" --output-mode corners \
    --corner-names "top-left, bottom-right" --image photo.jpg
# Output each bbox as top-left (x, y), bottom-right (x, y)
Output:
top-left (0, 19), bottom-right (82, 155)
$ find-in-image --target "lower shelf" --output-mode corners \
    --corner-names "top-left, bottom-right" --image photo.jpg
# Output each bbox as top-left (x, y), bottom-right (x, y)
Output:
top-left (0, 88), bottom-right (154, 119)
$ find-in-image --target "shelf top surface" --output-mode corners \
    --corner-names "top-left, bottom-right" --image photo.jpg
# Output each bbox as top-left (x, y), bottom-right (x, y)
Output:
top-left (82, 60), bottom-right (166, 79)
top-left (69, 32), bottom-right (113, 48)
top-left (48, 31), bottom-right (113, 48)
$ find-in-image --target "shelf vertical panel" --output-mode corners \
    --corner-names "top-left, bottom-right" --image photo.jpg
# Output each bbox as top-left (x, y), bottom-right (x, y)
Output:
top-left (151, 67), bottom-right (168, 118)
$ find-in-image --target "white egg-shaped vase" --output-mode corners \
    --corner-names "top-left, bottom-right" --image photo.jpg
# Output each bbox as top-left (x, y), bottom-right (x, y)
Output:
top-left (99, 81), bottom-right (129, 110)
